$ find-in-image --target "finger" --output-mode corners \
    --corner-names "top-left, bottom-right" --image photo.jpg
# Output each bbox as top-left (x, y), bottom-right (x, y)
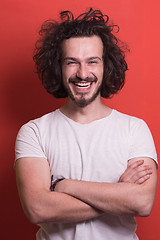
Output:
top-left (133, 164), bottom-right (152, 174)
top-left (119, 164), bottom-right (152, 183)
top-left (119, 160), bottom-right (145, 181)
top-left (132, 167), bottom-right (153, 183)
top-left (125, 160), bottom-right (145, 177)
top-left (135, 174), bottom-right (151, 184)
top-left (128, 160), bottom-right (145, 169)
top-left (127, 162), bottom-right (152, 179)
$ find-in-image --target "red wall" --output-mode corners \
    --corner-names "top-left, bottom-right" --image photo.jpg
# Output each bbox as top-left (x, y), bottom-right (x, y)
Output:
top-left (1, 0), bottom-right (159, 239)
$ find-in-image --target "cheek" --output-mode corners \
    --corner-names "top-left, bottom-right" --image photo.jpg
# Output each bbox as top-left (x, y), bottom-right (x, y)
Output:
top-left (62, 68), bottom-right (69, 84)
top-left (94, 67), bottom-right (104, 81)
top-left (62, 67), bottom-right (76, 81)
top-left (99, 66), bottom-right (104, 80)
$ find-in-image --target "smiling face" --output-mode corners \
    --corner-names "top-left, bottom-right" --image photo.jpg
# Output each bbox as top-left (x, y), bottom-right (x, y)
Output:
top-left (61, 35), bottom-right (104, 108)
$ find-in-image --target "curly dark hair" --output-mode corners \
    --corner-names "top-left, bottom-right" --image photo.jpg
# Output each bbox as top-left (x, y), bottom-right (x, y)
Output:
top-left (33, 8), bottom-right (129, 98)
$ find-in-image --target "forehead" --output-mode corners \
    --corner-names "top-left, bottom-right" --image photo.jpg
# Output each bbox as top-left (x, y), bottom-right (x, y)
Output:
top-left (61, 35), bottom-right (103, 59)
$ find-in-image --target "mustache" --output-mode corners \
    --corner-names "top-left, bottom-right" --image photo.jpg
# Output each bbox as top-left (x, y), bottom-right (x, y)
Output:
top-left (69, 76), bottom-right (97, 83)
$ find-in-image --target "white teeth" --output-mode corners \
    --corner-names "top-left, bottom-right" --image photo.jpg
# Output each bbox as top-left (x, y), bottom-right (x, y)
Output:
top-left (74, 82), bottom-right (92, 88)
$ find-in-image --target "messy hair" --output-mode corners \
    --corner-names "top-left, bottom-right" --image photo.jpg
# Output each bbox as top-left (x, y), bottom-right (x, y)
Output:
top-left (33, 8), bottom-right (128, 98)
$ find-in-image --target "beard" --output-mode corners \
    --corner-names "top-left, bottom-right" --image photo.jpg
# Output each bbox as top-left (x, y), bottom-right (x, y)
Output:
top-left (64, 76), bottom-right (102, 108)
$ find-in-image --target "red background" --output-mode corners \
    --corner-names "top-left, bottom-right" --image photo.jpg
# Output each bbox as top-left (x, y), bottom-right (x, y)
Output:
top-left (1, 0), bottom-right (159, 239)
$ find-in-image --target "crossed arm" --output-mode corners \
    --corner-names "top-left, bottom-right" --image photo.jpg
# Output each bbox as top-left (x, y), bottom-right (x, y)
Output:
top-left (15, 157), bottom-right (157, 224)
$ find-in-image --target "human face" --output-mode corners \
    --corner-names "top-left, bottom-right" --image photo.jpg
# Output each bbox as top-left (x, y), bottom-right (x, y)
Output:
top-left (61, 36), bottom-right (104, 108)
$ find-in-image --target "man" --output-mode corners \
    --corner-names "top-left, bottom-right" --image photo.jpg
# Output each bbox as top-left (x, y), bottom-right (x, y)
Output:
top-left (15, 8), bottom-right (157, 240)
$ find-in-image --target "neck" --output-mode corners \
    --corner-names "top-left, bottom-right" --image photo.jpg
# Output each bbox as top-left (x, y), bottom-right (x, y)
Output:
top-left (60, 96), bottom-right (112, 124)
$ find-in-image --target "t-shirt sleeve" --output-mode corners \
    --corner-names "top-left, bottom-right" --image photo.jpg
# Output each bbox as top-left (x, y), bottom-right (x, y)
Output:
top-left (15, 121), bottom-right (47, 162)
top-left (128, 118), bottom-right (158, 167)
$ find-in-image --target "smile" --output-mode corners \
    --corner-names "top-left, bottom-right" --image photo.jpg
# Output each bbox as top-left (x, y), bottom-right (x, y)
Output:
top-left (73, 82), bottom-right (92, 88)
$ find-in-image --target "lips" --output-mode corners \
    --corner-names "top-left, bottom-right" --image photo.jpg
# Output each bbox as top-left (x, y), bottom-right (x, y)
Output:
top-left (74, 82), bottom-right (92, 88)
top-left (69, 76), bottom-right (97, 89)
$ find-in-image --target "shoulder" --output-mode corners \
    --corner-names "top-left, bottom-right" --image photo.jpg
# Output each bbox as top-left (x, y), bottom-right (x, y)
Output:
top-left (112, 110), bottom-right (147, 128)
top-left (112, 110), bottom-right (154, 142)
top-left (16, 110), bottom-right (62, 144)
top-left (19, 109), bottom-right (59, 132)
top-left (114, 111), bottom-right (158, 164)
top-left (15, 110), bottom-right (60, 160)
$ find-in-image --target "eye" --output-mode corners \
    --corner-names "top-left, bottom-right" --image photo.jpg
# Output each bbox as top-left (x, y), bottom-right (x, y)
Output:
top-left (88, 61), bottom-right (98, 65)
top-left (66, 61), bottom-right (77, 65)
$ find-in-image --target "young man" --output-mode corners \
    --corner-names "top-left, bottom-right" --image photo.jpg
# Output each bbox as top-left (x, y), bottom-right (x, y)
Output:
top-left (15, 9), bottom-right (158, 240)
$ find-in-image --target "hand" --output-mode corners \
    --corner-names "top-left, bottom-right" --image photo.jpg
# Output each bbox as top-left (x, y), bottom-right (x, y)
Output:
top-left (119, 160), bottom-right (153, 184)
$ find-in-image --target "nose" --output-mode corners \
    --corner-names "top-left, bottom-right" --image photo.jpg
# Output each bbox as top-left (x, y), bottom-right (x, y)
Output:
top-left (76, 63), bottom-right (89, 80)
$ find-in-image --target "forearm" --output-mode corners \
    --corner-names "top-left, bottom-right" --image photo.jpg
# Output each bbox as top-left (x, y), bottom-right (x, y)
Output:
top-left (16, 157), bottom-right (102, 225)
top-left (16, 157), bottom-right (157, 224)
top-left (55, 179), bottom-right (156, 217)
top-left (55, 158), bottom-right (157, 217)
top-left (19, 187), bottom-right (102, 224)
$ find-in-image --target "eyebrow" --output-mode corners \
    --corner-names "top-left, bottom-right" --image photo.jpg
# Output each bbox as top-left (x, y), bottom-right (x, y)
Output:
top-left (63, 56), bottom-right (103, 62)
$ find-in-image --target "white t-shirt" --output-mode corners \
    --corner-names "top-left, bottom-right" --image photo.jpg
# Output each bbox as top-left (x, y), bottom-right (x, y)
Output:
top-left (15, 109), bottom-right (157, 240)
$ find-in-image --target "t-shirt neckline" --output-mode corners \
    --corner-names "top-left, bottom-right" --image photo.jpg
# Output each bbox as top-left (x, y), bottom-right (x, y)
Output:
top-left (56, 108), bottom-right (115, 127)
